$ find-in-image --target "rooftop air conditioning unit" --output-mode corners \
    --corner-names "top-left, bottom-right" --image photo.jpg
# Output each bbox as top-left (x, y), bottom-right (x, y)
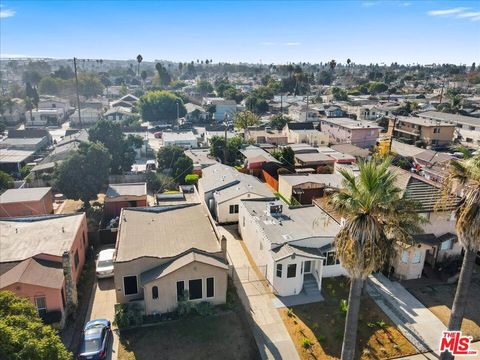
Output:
top-left (266, 200), bottom-right (283, 216)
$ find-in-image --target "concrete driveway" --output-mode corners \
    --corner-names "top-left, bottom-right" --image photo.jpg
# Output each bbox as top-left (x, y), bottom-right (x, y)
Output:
top-left (85, 278), bottom-right (119, 360)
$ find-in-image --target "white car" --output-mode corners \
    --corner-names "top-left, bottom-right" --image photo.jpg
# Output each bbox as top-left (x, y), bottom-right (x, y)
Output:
top-left (96, 249), bottom-right (115, 278)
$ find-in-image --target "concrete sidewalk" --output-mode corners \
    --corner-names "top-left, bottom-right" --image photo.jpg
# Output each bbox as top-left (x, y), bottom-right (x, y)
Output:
top-left (218, 225), bottom-right (300, 360)
top-left (367, 273), bottom-right (446, 354)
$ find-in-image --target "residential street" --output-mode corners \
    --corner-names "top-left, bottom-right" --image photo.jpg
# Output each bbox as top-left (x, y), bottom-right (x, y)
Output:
top-left (218, 225), bottom-right (300, 360)
top-left (85, 278), bottom-right (119, 360)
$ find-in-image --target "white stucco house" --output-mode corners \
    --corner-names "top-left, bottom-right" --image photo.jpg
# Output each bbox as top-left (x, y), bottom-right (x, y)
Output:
top-left (197, 163), bottom-right (273, 223)
top-left (238, 199), bottom-right (347, 297)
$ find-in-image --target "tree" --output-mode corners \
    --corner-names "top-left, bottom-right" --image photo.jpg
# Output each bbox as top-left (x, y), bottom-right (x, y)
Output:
top-left (88, 120), bottom-right (136, 174)
top-left (136, 54), bottom-right (143, 77)
top-left (272, 146), bottom-right (295, 169)
top-left (139, 91), bottom-right (186, 124)
top-left (141, 70), bottom-right (148, 83)
top-left (209, 135), bottom-right (243, 165)
top-left (368, 82), bottom-right (388, 95)
top-left (54, 142), bottom-right (111, 208)
top-left (145, 172), bottom-right (175, 193)
top-left (234, 110), bottom-right (259, 131)
top-left (269, 114), bottom-right (292, 130)
top-left (154, 63), bottom-right (172, 86)
top-left (0, 291), bottom-right (72, 360)
top-left (328, 158), bottom-right (423, 360)
top-left (53, 65), bottom-right (74, 80)
top-left (329, 59), bottom-right (337, 71)
top-left (173, 156), bottom-right (193, 184)
top-left (156, 145), bottom-right (185, 172)
top-left (0, 170), bottom-right (14, 191)
top-left (78, 72), bottom-right (104, 98)
top-left (38, 76), bottom-right (62, 95)
top-left (22, 70), bottom-right (41, 85)
top-left (330, 87), bottom-right (348, 101)
top-left (24, 97), bottom-right (34, 124)
top-left (196, 80), bottom-right (214, 96)
top-left (317, 70), bottom-right (333, 85)
top-left (438, 154), bottom-right (480, 360)
top-left (347, 58), bottom-right (351, 66)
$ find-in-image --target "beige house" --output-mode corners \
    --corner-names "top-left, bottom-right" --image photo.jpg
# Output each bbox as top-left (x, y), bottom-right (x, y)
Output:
top-left (113, 204), bottom-right (228, 314)
top-left (393, 116), bottom-right (455, 148)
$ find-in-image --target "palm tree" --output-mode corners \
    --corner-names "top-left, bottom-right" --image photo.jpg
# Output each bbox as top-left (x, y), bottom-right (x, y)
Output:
top-left (136, 54), bottom-right (143, 77)
top-left (439, 154), bottom-right (480, 360)
top-left (329, 158), bottom-right (424, 360)
top-left (329, 59), bottom-right (337, 71)
top-left (347, 58), bottom-right (351, 66)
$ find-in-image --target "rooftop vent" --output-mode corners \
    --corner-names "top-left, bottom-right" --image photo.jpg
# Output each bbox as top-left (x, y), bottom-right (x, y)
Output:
top-left (266, 200), bottom-right (283, 216)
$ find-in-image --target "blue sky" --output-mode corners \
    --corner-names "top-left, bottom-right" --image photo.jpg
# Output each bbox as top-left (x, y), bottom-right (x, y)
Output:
top-left (1, 1), bottom-right (479, 64)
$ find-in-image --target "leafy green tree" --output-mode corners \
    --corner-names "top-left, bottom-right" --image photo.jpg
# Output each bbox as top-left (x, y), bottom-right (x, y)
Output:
top-left (223, 87), bottom-right (244, 103)
top-left (234, 110), bottom-right (259, 131)
top-left (0, 291), bottom-right (72, 360)
top-left (141, 70), bottom-right (148, 83)
top-left (145, 172), bottom-right (176, 193)
top-left (54, 142), bottom-right (111, 208)
top-left (317, 70), bottom-right (333, 85)
top-left (269, 114), bottom-right (292, 130)
top-left (78, 72), bottom-right (104, 98)
top-left (209, 135), bottom-right (243, 165)
top-left (156, 145), bottom-right (185, 171)
top-left (38, 76), bottom-right (62, 95)
top-left (214, 78), bottom-right (232, 97)
top-left (88, 120), bottom-right (136, 174)
top-left (439, 154), bottom-right (480, 360)
top-left (136, 54), bottom-right (143, 77)
top-left (22, 70), bottom-right (42, 85)
top-left (368, 82), bottom-right (388, 95)
top-left (173, 156), bottom-right (193, 184)
top-left (154, 63), bottom-right (172, 86)
top-left (329, 158), bottom-right (423, 360)
top-left (24, 97), bottom-right (34, 124)
top-left (185, 174), bottom-right (199, 185)
top-left (139, 91), bottom-right (186, 124)
top-left (330, 87), bottom-right (348, 101)
top-left (196, 80), bottom-right (214, 96)
top-left (0, 171), bottom-right (14, 191)
top-left (53, 65), bottom-right (74, 80)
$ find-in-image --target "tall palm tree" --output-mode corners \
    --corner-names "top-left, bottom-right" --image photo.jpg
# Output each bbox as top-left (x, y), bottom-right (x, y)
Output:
top-left (329, 59), bottom-right (337, 71)
top-left (439, 154), bottom-right (480, 360)
top-left (136, 54), bottom-right (143, 77)
top-left (329, 158), bottom-right (424, 360)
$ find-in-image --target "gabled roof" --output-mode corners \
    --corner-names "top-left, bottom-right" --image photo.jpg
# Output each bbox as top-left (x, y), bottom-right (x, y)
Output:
top-left (140, 251), bottom-right (227, 285)
top-left (271, 243), bottom-right (325, 261)
top-left (0, 258), bottom-right (64, 289)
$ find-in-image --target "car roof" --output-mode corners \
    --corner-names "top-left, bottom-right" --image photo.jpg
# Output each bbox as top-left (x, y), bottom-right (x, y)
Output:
top-left (85, 326), bottom-right (104, 340)
top-left (98, 249), bottom-right (115, 261)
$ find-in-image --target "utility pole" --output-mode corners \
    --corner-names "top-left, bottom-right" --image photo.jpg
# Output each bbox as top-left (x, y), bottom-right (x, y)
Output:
top-left (280, 93), bottom-right (283, 114)
top-left (223, 114), bottom-right (229, 164)
top-left (73, 57), bottom-right (82, 129)
top-left (176, 100), bottom-right (180, 124)
top-left (305, 93), bottom-right (309, 122)
top-left (439, 78), bottom-right (446, 104)
top-left (388, 116), bottom-right (397, 153)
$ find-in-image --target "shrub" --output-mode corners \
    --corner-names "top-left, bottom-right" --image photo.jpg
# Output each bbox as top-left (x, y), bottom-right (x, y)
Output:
top-left (301, 337), bottom-right (313, 349)
top-left (114, 303), bottom-right (143, 329)
top-left (195, 301), bottom-right (215, 316)
top-left (40, 310), bottom-right (63, 325)
top-left (312, 322), bottom-right (319, 331)
top-left (177, 300), bottom-right (195, 318)
top-left (184, 173), bottom-right (199, 185)
top-left (376, 319), bottom-right (387, 329)
top-left (339, 299), bottom-right (348, 316)
top-left (317, 334), bottom-right (326, 342)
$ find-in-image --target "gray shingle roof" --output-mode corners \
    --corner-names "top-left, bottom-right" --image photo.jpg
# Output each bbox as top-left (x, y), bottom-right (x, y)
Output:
top-left (0, 187), bottom-right (51, 204)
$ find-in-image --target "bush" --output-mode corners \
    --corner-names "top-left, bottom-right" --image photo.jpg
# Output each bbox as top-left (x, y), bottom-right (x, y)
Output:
top-left (114, 303), bottom-right (143, 329)
top-left (301, 337), bottom-right (313, 349)
top-left (339, 299), bottom-right (348, 316)
top-left (195, 301), bottom-right (215, 316)
top-left (184, 173), bottom-right (199, 185)
top-left (40, 310), bottom-right (63, 325)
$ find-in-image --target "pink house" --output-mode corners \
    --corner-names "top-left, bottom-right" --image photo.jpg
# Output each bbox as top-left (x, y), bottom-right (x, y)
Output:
top-left (0, 187), bottom-right (54, 218)
top-left (0, 213), bottom-right (88, 327)
top-left (320, 118), bottom-right (381, 149)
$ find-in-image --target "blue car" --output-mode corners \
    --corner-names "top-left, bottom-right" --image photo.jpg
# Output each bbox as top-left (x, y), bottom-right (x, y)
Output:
top-left (78, 319), bottom-right (111, 360)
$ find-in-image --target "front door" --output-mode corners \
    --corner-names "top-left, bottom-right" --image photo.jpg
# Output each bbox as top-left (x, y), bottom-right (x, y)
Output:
top-left (304, 260), bottom-right (312, 274)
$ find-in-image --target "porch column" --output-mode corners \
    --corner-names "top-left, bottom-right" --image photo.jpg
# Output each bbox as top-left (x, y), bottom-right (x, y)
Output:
top-left (317, 259), bottom-right (324, 290)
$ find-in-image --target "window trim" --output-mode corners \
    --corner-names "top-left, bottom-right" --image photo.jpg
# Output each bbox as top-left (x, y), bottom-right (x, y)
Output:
top-left (206, 277), bottom-right (215, 299)
top-left (34, 296), bottom-right (47, 316)
top-left (276, 263), bottom-right (282, 278)
top-left (176, 280), bottom-right (185, 302)
top-left (287, 264), bottom-right (297, 278)
top-left (188, 278), bottom-right (203, 300)
top-left (412, 250), bottom-right (422, 264)
top-left (123, 275), bottom-right (139, 296)
top-left (401, 250), bottom-right (409, 264)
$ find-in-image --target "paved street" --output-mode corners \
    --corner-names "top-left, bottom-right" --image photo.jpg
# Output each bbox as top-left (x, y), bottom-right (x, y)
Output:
top-left (218, 225), bottom-right (300, 360)
top-left (85, 278), bottom-right (119, 360)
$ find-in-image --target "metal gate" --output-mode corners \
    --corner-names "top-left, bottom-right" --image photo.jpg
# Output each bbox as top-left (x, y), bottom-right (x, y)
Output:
top-left (229, 265), bottom-right (272, 295)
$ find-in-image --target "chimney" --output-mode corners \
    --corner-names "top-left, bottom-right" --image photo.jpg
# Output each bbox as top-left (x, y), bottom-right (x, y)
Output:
top-left (62, 251), bottom-right (78, 315)
top-left (220, 235), bottom-right (227, 260)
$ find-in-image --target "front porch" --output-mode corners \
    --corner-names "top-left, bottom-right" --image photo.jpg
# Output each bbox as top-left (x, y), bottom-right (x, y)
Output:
top-left (272, 273), bottom-right (324, 308)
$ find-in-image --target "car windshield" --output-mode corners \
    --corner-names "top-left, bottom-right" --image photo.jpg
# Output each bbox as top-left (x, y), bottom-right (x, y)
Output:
top-left (84, 338), bottom-right (102, 353)
top-left (98, 259), bottom-right (113, 267)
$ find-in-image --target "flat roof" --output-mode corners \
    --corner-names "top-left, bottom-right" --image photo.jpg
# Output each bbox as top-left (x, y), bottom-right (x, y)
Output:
top-left (162, 131), bottom-right (197, 142)
top-left (240, 145), bottom-right (280, 164)
top-left (0, 137), bottom-right (46, 146)
top-left (295, 152), bottom-right (335, 163)
top-left (0, 187), bottom-right (51, 204)
top-left (213, 176), bottom-right (272, 204)
top-left (0, 149), bottom-right (34, 164)
top-left (242, 200), bottom-right (340, 245)
top-left (418, 111), bottom-right (480, 127)
top-left (397, 116), bottom-right (456, 127)
top-left (280, 174), bottom-right (343, 188)
top-left (106, 183), bottom-right (146, 198)
top-left (0, 214), bottom-right (85, 263)
top-left (115, 204), bottom-right (221, 262)
top-left (321, 118), bottom-right (382, 130)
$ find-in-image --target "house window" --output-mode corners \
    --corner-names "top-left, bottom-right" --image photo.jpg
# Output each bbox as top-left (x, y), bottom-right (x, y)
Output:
top-left (189, 279), bottom-right (202, 300)
top-left (412, 250), bottom-right (422, 264)
top-left (152, 286), bottom-right (159, 300)
top-left (176, 281), bottom-right (185, 301)
top-left (123, 276), bottom-right (138, 295)
top-left (206, 277), bottom-right (214, 298)
top-left (35, 296), bottom-right (47, 317)
top-left (276, 264), bottom-right (282, 278)
top-left (433, 128), bottom-right (441, 134)
top-left (401, 250), bottom-right (409, 264)
top-left (326, 251), bottom-right (339, 265)
top-left (441, 239), bottom-right (453, 251)
top-left (287, 264), bottom-right (297, 278)
top-left (229, 204), bottom-right (239, 214)
top-left (74, 250), bottom-right (79, 270)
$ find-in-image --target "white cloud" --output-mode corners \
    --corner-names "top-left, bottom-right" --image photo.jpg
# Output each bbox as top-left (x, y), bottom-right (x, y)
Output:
top-left (457, 11), bottom-right (480, 18)
top-left (361, 2), bottom-right (376, 7)
top-left (0, 8), bottom-right (15, 18)
top-left (284, 42), bottom-right (301, 46)
top-left (260, 42), bottom-right (276, 46)
top-left (400, 2), bottom-right (411, 7)
top-left (427, 7), bottom-right (468, 16)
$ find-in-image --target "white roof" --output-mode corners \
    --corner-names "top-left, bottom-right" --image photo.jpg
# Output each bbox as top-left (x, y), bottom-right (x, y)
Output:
top-left (280, 174), bottom-right (344, 188)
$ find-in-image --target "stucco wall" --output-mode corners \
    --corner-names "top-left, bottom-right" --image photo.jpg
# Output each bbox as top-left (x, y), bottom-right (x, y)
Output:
top-left (0, 193), bottom-right (54, 218)
top-left (143, 261), bottom-right (227, 314)
top-left (392, 244), bottom-right (429, 280)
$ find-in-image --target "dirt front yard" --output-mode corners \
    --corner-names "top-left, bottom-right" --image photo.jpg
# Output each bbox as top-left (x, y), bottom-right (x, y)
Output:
top-left (118, 310), bottom-right (259, 360)
top-left (280, 277), bottom-right (418, 360)
top-left (405, 277), bottom-right (480, 341)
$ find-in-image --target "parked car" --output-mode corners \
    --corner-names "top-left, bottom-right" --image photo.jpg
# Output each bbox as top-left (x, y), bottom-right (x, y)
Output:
top-left (146, 159), bottom-right (156, 171)
top-left (78, 319), bottom-right (111, 360)
top-left (96, 249), bottom-right (115, 278)
top-left (154, 131), bottom-right (162, 138)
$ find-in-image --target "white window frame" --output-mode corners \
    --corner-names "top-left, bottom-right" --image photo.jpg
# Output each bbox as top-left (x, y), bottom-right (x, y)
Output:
top-left (401, 250), bottom-right (409, 264)
top-left (287, 263), bottom-right (297, 278)
top-left (123, 275), bottom-right (139, 296)
top-left (412, 250), bottom-right (422, 264)
top-left (440, 239), bottom-right (453, 251)
top-left (276, 263), bottom-right (282, 278)
top-left (206, 277), bottom-right (215, 299)
top-left (152, 285), bottom-right (159, 300)
top-left (34, 296), bottom-right (47, 315)
top-left (188, 278), bottom-right (203, 301)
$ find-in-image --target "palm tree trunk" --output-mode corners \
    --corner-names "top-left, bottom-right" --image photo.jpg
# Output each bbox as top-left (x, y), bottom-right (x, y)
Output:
top-left (439, 248), bottom-right (477, 360)
top-left (341, 277), bottom-right (364, 360)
